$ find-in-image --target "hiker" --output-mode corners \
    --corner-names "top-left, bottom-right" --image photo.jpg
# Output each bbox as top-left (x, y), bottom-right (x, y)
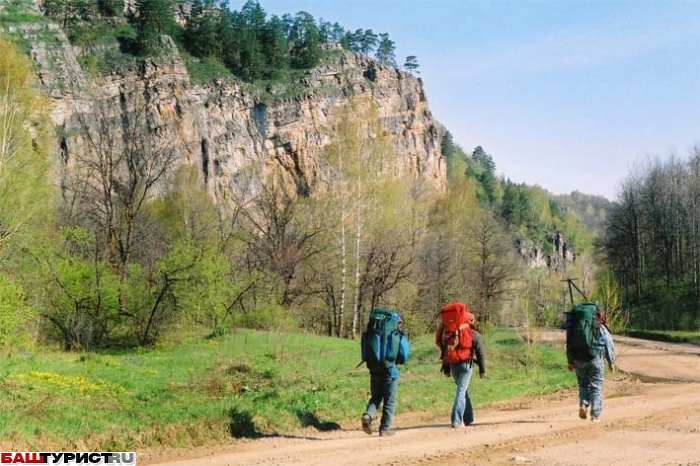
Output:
top-left (567, 305), bottom-right (616, 423)
top-left (435, 302), bottom-right (482, 428)
top-left (360, 307), bottom-right (410, 437)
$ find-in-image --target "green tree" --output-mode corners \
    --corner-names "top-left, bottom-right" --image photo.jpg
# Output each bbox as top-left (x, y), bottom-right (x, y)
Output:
top-left (98, 0), bottom-right (123, 17)
top-left (319, 20), bottom-right (345, 44)
top-left (403, 55), bottom-right (420, 74)
top-left (469, 146), bottom-right (498, 205)
top-left (416, 178), bottom-right (481, 316)
top-left (262, 15), bottom-right (289, 77)
top-left (289, 11), bottom-right (321, 69)
top-left (375, 33), bottom-right (396, 67)
top-left (358, 29), bottom-right (378, 56)
top-left (134, 0), bottom-right (176, 56)
top-left (38, 227), bottom-right (121, 350)
top-left (465, 213), bottom-right (519, 323)
top-left (0, 37), bottom-right (53, 350)
top-left (65, 99), bottom-right (179, 335)
top-left (501, 181), bottom-right (530, 228)
top-left (184, 0), bottom-right (219, 58)
top-left (0, 36), bottom-right (51, 249)
top-left (43, 0), bottom-right (87, 29)
top-left (342, 28), bottom-right (361, 52)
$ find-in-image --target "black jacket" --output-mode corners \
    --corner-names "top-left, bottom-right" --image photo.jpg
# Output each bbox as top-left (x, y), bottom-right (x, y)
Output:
top-left (471, 330), bottom-right (486, 375)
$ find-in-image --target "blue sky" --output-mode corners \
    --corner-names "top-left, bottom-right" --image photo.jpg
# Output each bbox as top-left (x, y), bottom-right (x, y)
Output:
top-left (235, 0), bottom-right (700, 200)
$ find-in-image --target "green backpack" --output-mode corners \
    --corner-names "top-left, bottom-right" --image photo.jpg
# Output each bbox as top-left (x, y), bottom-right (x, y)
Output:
top-left (360, 307), bottom-right (403, 373)
top-left (565, 302), bottom-right (602, 362)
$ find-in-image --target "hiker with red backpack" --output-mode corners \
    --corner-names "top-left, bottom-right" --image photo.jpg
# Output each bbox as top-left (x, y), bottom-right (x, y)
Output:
top-left (566, 302), bottom-right (616, 423)
top-left (435, 302), bottom-right (485, 428)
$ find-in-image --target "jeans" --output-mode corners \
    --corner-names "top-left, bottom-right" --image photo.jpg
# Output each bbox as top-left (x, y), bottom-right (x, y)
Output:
top-left (572, 355), bottom-right (605, 418)
top-left (449, 361), bottom-right (473, 426)
top-left (364, 372), bottom-right (398, 432)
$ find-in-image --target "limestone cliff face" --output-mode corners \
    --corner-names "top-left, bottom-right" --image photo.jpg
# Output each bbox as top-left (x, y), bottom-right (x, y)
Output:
top-left (13, 21), bottom-right (446, 203)
top-left (517, 232), bottom-right (575, 273)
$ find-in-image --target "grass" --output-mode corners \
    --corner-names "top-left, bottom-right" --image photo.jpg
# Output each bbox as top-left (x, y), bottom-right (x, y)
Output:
top-left (0, 0), bottom-right (46, 25)
top-left (0, 327), bottom-right (575, 451)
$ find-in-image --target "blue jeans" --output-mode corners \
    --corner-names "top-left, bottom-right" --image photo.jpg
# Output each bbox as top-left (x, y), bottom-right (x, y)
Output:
top-left (365, 372), bottom-right (398, 432)
top-left (572, 355), bottom-right (605, 417)
top-left (449, 361), bottom-right (473, 425)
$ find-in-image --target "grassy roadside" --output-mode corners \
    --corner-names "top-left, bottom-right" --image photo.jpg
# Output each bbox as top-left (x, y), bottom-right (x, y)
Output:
top-left (0, 327), bottom-right (575, 451)
top-left (626, 330), bottom-right (700, 346)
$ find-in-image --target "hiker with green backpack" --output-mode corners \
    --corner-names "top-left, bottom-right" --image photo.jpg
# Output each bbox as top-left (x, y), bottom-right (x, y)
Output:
top-left (566, 302), bottom-right (616, 423)
top-left (358, 307), bottom-right (410, 437)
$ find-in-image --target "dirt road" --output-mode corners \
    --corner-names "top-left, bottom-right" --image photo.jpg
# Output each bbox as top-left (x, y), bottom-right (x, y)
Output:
top-left (144, 332), bottom-right (700, 466)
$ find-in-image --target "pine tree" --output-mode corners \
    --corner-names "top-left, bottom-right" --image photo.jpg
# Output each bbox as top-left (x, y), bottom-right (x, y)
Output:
top-left (134, 0), bottom-right (175, 56)
top-left (403, 55), bottom-right (420, 74)
top-left (289, 11), bottom-right (321, 69)
top-left (184, 0), bottom-right (219, 58)
top-left (375, 33), bottom-right (396, 67)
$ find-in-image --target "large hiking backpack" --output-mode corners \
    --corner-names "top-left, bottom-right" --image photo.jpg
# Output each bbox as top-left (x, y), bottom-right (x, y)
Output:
top-left (436, 302), bottom-right (474, 364)
top-left (360, 307), bottom-right (408, 372)
top-left (565, 302), bottom-right (602, 362)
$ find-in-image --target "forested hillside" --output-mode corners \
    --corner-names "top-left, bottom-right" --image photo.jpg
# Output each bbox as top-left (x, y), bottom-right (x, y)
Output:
top-left (601, 153), bottom-right (700, 330)
top-left (1, 0), bottom-right (694, 357)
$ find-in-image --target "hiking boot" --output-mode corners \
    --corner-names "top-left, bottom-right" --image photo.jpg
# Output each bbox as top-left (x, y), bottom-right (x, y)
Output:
top-left (361, 414), bottom-right (372, 435)
top-left (579, 405), bottom-right (587, 419)
top-left (591, 417), bottom-right (600, 423)
top-left (379, 429), bottom-right (395, 436)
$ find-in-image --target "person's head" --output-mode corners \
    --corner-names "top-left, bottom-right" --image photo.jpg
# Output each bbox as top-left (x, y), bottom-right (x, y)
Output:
top-left (597, 311), bottom-right (606, 325)
top-left (594, 301), bottom-right (606, 324)
top-left (469, 314), bottom-right (480, 332)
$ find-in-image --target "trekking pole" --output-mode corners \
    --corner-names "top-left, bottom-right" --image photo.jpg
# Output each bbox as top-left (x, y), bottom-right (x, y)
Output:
top-left (561, 278), bottom-right (588, 305)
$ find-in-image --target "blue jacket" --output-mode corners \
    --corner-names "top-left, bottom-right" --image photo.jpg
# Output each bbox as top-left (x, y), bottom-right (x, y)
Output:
top-left (598, 325), bottom-right (616, 367)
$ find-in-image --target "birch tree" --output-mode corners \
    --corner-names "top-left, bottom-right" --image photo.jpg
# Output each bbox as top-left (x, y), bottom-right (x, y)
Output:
top-left (320, 99), bottom-right (404, 338)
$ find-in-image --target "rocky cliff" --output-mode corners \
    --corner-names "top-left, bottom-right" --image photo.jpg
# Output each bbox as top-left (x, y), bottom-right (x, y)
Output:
top-left (517, 232), bottom-right (575, 273)
top-left (6, 17), bottom-right (446, 203)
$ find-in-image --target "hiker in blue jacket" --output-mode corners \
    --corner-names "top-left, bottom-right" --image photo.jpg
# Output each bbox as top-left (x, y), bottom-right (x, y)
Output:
top-left (360, 310), bottom-right (409, 437)
top-left (568, 310), bottom-right (616, 423)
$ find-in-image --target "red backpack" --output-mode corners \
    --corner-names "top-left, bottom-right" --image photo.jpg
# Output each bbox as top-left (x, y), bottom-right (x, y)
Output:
top-left (435, 302), bottom-right (474, 364)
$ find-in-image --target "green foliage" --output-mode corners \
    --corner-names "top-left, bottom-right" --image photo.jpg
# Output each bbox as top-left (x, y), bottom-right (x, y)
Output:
top-left (133, 0), bottom-right (179, 56)
top-left (403, 55), bottom-right (419, 74)
top-left (37, 227), bottom-right (122, 350)
top-left (97, 0), bottom-right (122, 17)
top-left (551, 191), bottom-right (611, 237)
top-left (592, 270), bottom-right (629, 334)
top-left (375, 33), bottom-right (396, 67)
top-left (440, 131), bottom-right (470, 183)
top-left (0, 0), bottom-right (46, 23)
top-left (466, 146), bottom-right (498, 205)
top-left (602, 150), bottom-right (700, 331)
top-left (0, 37), bottom-right (53, 258)
top-left (183, 0), bottom-right (219, 59)
top-left (628, 283), bottom-right (699, 331)
top-left (185, 56), bottom-right (233, 83)
top-left (288, 11), bottom-right (321, 69)
top-left (0, 275), bottom-right (34, 349)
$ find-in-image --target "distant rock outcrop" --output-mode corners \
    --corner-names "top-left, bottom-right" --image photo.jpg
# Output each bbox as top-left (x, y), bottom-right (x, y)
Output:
top-left (517, 232), bottom-right (574, 273)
